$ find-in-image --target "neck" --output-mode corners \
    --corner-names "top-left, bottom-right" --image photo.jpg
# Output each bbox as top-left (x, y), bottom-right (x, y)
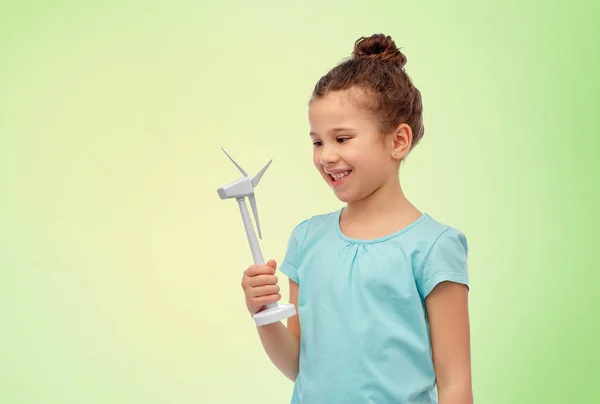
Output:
top-left (344, 176), bottom-right (417, 223)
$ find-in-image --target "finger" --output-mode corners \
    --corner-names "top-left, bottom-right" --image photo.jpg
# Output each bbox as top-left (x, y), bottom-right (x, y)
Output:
top-left (252, 293), bottom-right (281, 305)
top-left (266, 259), bottom-right (277, 271)
top-left (249, 284), bottom-right (280, 298)
top-left (245, 264), bottom-right (275, 277)
top-left (247, 274), bottom-right (278, 287)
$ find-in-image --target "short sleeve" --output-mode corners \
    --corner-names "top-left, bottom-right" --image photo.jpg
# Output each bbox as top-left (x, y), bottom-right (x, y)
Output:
top-left (278, 218), bottom-right (310, 284)
top-left (415, 227), bottom-right (469, 300)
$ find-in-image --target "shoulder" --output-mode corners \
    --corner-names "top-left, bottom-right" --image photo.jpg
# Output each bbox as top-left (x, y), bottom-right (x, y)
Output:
top-left (406, 214), bottom-right (469, 274)
top-left (421, 224), bottom-right (469, 275)
top-left (414, 214), bottom-right (468, 255)
top-left (287, 208), bottom-right (340, 243)
top-left (279, 209), bottom-right (340, 282)
top-left (410, 215), bottom-right (470, 298)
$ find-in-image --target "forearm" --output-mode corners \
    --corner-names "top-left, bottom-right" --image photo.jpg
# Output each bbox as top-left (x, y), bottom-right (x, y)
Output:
top-left (256, 320), bottom-right (300, 381)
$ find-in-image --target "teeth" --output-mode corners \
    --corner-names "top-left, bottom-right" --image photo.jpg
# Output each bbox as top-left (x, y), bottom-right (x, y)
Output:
top-left (331, 170), bottom-right (351, 180)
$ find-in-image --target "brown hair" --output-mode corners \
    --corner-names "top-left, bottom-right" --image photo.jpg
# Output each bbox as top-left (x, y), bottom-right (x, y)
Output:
top-left (311, 34), bottom-right (424, 150)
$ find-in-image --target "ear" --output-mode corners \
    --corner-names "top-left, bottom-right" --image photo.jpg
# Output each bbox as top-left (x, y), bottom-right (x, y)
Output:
top-left (390, 123), bottom-right (412, 159)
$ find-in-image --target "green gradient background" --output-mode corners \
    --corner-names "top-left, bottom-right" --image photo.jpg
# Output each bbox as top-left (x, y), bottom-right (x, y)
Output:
top-left (1, 1), bottom-right (598, 403)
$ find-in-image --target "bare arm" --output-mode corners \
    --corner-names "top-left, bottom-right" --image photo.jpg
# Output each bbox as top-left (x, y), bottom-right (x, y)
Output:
top-left (426, 281), bottom-right (473, 404)
top-left (242, 260), bottom-right (301, 381)
top-left (256, 279), bottom-right (301, 381)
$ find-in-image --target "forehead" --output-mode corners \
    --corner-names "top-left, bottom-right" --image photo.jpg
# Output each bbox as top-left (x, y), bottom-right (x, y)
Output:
top-left (309, 89), bottom-right (378, 134)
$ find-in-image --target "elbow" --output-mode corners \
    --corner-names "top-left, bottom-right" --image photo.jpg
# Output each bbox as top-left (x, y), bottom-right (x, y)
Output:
top-left (436, 368), bottom-right (472, 403)
top-left (280, 351), bottom-right (299, 383)
top-left (284, 366), bottom-right (299, 383)
top-left (437, 379), bottom-right (473, 404)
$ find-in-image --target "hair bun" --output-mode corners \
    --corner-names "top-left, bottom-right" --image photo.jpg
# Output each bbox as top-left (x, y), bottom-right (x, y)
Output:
top-left (352, 34), bottom-right (407, 68)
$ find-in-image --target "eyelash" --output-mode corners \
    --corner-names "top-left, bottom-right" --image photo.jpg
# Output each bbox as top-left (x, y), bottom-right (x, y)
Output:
top-left (313, 137), bottom-right (350, 147)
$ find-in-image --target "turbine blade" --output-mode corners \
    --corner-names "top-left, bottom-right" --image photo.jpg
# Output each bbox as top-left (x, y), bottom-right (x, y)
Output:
top-left (248, 194), bottom-right (262, 239)
top-left (221, 148), bottom-right (248, 177)
top-left (252, 159), bottom-right (272, 187)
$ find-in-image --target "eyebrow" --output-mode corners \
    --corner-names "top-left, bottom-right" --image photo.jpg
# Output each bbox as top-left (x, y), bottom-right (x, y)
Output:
top-left (310, 127), bottom-right (356, 137)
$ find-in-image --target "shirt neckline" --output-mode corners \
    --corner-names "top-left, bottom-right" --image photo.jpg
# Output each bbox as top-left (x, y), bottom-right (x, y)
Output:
top-left (335, 207), bottom-right (429, 244)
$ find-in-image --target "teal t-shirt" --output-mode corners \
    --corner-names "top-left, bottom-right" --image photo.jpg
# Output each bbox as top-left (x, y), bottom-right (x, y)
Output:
top-left (278, 208), bottom-right (469, 404)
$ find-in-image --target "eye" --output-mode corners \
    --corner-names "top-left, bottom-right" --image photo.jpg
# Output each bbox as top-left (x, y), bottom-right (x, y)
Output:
top-left (312, 140), bottom-right (322, 147)
top-left (337, 137), bottom-right (350, 143)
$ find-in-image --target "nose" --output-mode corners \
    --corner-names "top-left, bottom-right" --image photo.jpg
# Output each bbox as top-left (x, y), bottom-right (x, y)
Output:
top-left (319, 143), bottom-right (339, 166)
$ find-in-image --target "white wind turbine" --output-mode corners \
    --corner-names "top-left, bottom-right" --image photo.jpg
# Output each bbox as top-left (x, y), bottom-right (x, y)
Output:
top-left (217, 148), bottom-right (296, 326)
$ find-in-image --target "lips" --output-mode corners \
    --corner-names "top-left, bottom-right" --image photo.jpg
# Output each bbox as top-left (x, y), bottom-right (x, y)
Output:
top-left (326, 169), bottom-right (352, 186)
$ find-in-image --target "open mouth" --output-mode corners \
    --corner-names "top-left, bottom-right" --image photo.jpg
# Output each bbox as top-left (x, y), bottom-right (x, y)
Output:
top-left (328, 170), bottom-right (352, 185)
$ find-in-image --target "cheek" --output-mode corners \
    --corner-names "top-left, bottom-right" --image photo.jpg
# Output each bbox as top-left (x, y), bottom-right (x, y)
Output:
top-left (349, 152), bottom-right (372, 169)
top-left (357, 153), bottom-right (386, 176)
top-left (312, 150), bottom-right (322, 169)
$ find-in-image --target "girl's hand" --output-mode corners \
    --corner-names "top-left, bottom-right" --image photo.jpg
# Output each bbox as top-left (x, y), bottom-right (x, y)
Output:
top-left (241, 259), bottom-right (281, 316)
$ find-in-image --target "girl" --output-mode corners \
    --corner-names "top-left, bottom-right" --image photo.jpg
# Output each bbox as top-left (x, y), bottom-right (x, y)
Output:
top-left (241, 33), bottom-right (473, 404)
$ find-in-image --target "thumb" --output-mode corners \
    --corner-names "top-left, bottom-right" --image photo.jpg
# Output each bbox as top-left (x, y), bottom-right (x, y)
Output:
top-left (266, 259), bottom-right (277, 272)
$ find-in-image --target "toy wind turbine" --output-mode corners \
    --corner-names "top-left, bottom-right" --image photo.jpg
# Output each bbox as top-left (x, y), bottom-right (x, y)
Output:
top-left (217, 148), bottom-right (296, 326)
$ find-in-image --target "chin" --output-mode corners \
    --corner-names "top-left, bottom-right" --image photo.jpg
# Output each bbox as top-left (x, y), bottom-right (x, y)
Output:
top-left (334, 194), bottom-right (353, 203)
top-left (334, 184), bottom-right (380, 205)
top-left (331, 189), bottom-right (361, 204)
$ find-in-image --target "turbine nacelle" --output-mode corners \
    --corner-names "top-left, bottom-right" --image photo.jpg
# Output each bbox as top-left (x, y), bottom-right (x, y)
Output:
top-left (217, 177), bottom-right (254, 200)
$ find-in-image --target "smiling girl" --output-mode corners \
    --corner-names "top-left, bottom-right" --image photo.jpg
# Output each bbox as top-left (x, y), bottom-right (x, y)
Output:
top-left (241, 33), bottom-right (473, 404)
